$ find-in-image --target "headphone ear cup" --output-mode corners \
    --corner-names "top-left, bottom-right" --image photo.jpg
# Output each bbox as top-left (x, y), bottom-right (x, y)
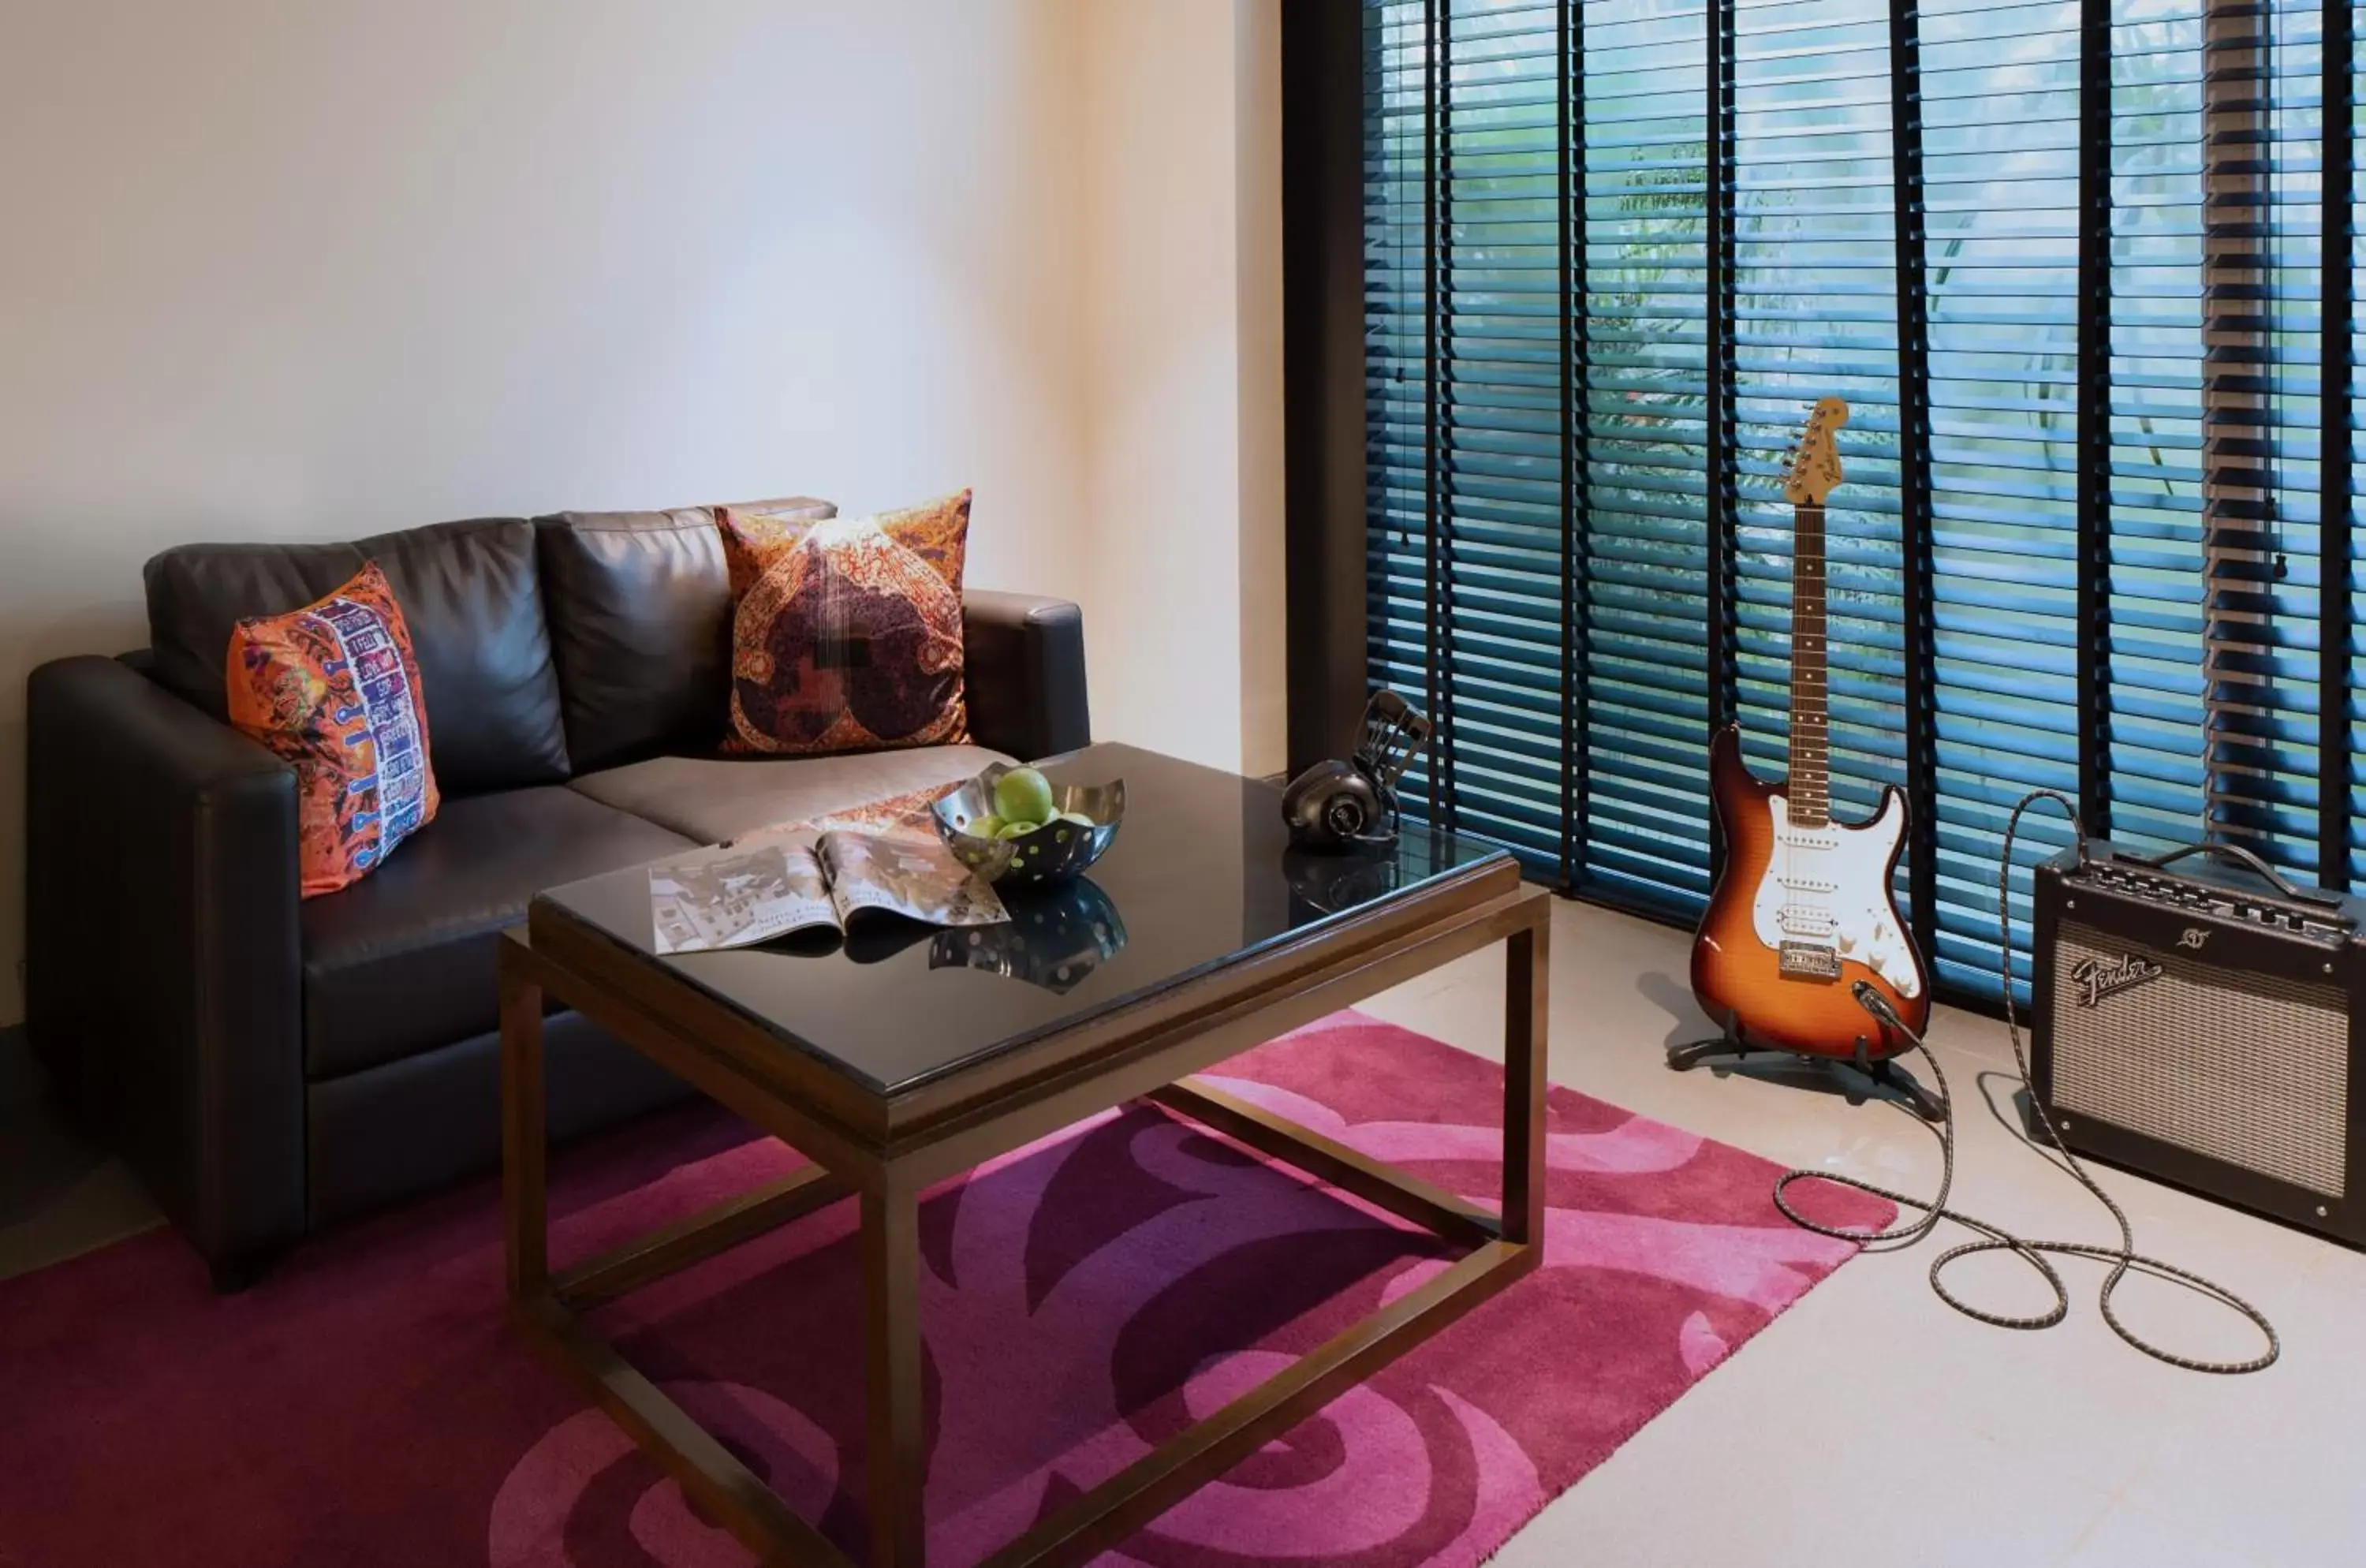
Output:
top-left (1323, 793), bottom-right (1368, 840)
top-left (1284, 760), bottom-right (1358, 847)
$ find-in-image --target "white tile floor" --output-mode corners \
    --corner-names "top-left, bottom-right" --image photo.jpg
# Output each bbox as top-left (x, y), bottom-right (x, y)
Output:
top-left (1367, 899), bottom-right (2364, 1568)
top-left (2, 897), bottom-right (2357, 1564)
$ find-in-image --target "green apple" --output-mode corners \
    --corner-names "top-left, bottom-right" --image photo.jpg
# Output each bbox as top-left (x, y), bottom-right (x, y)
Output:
top-left (995, 820), bottom-right (1036, 841)
top-left (994, 766), bottom-right (1057, 826)
top-left (1058, 810), bottom-right (1096, 828)
top-left (968, 813), bottom-right (1006, 839)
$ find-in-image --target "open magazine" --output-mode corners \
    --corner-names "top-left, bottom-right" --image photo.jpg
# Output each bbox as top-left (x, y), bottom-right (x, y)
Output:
top-left (649, 793), bottom-right (1006, 956)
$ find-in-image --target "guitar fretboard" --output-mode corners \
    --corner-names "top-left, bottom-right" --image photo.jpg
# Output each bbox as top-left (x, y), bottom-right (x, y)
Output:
top-left (1789, 501), bottom-right (1830, 829)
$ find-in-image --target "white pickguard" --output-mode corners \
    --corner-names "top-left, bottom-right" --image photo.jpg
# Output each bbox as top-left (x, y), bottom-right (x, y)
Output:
top-left (1748, 792), bottom-right (1924, 999)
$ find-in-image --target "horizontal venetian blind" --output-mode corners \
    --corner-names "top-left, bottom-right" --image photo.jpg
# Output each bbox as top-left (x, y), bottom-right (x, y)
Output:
top-left (1580, 0), bottom-right (1719, 909)
top-left (1360, 0), bottom-right (2366, 1006)
top-left (2192, 0), bottom-right (2339, 878)
top-left (1367, 0), bottom-right (1573, 865)
top-left (1924, 0), bottom-right (2087, 995)
top-left (1727, 0), bottom-right (1908, 916)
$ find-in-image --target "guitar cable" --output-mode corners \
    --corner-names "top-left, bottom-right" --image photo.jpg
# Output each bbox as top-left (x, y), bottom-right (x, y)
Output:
top-left (1767, 788), bottom-right (2282, 1375)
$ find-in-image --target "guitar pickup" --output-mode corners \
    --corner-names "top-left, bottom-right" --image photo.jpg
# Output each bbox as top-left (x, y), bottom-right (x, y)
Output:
top-left (1778, 942), bottom-right (1842, 980)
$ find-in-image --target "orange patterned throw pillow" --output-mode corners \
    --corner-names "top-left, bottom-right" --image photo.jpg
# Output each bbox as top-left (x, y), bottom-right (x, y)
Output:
top-left (717, 489), bottom-right (972, 756)
top-left (226, 562), bottom-right (440, 897)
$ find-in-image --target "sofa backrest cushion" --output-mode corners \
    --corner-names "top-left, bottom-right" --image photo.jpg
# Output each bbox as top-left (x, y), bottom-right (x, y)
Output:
top-left (144, 517), bottom-right (571, 794)
top-left (534, 501), bottom-right (834, 772)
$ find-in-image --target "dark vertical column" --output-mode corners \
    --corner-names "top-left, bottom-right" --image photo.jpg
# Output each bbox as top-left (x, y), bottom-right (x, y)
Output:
top-left (861, 1178), bottom-right (926, 1568)
top-left (1704, 0), bottom-right (1739, 864)
top-left (2075, 0), bottom-right (2114, 838)
top-left (1435, 1), bottom-right (1458, 822)
top-left (1890, 0), bottom-right (1937, 947)
top-left (1558, 0), bottom-right (1590, 890)
top-left (2199, 0), bottom-right (2276, 854)
top-left (2324, 0), bottom-right (2355, 890)
top-left (1422, 0), bottom-right (1448, 823)
top-left (1502, 915), bottom-right (1550, 1244)
top-left (498, 946), bottom-right (547, 1301)
top-left (1282, 0), bottom-right (1373, 775)
top-left (1365, 5), bottom-right (1397, 745)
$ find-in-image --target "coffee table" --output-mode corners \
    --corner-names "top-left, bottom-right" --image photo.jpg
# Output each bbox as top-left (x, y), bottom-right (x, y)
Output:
top-left (502, 741), bottom-right (1549, 1567)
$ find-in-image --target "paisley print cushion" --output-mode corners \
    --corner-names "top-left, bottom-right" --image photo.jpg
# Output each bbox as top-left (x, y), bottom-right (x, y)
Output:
top-left (718, 489), bottom-right (972, 756)
top-left (226, 562), bottom-right (440, 897)
top-left (715, 495), bottom-right (841, 600)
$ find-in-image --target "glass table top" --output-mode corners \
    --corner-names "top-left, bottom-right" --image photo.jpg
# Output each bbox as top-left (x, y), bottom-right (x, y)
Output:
top-left (533, 742), bottom-right (1510, 1096)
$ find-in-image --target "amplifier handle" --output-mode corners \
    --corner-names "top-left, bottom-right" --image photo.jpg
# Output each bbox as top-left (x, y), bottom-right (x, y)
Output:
top-left (2125, 841), bottom-right (2347, 910)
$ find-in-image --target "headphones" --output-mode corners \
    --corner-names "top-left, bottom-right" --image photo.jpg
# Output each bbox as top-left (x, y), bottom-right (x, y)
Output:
top-left (1281, 760), bottom-right (1388, 851)
top-left (1280, 690), bottom-right (1434, 853)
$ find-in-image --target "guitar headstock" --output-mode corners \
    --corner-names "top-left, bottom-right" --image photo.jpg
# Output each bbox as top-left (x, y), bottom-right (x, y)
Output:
top-left (1782, 397), bottom-right (1849, 506)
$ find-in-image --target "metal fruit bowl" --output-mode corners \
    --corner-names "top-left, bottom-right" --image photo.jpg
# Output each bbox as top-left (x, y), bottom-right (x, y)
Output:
top-left (931, 763), bottom-right (1125, 887)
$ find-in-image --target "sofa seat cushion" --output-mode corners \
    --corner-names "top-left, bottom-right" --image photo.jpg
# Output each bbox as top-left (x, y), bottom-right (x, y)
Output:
top-left (300, 787), bottom-right (694, 1080)
top-left (569, 744), bottom-right (1009, 845)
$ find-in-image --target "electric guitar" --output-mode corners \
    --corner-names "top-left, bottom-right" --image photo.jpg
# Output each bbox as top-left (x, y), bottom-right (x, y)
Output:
top-left (1689, 398), bottom-right (1931, 1060)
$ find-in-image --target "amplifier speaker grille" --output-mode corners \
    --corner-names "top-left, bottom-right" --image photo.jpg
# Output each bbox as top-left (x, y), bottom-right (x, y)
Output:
top-left (2048, 924), bottom-right (2349, 1199)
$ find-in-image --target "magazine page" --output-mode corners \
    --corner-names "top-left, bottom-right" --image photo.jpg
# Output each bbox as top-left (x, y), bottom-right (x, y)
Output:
top-left (727, 781), bottom-right (958, 849)
top-left (648, 842), bottom-right (838, 955)
top-left (815, 830), bottom-right (1007, 929)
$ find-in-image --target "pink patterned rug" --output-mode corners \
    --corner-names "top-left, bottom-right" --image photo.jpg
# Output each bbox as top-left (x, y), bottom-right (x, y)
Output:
top-left (0, 1011), bottom-right (1888, 1566)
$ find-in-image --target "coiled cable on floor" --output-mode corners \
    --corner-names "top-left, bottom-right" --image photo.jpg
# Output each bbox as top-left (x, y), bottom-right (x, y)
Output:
top-left (1769, 789), bottom-right (2281, 1375)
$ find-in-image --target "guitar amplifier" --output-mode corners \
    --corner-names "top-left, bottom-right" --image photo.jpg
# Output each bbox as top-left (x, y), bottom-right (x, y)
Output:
top-left (2029, 841), bottom-right (2366, 1247)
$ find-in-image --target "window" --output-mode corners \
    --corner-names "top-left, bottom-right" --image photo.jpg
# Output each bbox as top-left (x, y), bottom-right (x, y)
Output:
top-left (1362, 0), bottom-right (2354, 1003)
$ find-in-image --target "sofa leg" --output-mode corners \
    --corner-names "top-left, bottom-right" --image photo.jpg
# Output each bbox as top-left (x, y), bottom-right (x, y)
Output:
top-left (207, 1248), bottom-right (282, 1295)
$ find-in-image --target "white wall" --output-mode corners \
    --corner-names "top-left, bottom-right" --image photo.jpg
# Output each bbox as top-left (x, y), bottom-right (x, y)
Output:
top-left (1077, 0), bottom-right (1289, 781)
top-left (0, 0), bottom-right (1283, 1029)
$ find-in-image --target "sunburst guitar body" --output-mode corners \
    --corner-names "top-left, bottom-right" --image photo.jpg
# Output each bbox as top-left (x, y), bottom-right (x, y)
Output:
top-left (1689, 397), bottom-right (1931, 1060)
top-left (1691, 726), bottom-right (1928, 1058)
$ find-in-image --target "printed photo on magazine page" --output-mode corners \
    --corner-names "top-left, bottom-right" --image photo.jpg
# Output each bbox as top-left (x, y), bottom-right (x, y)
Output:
top-left (648, 843), bottom-right (837, 956)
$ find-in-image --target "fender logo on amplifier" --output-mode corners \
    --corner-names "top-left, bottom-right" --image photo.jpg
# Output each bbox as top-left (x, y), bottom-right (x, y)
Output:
top-left (2178, 927), bottom-right (2211, 950)
top-left (2068, 953), bottom-right (2164, 1009)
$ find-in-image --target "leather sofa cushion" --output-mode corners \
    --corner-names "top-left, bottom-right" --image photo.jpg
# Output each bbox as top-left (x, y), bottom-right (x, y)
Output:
top-left (568, 743), bottom-right (1009, 845)
top-left (300, 787), bottom-right (692, 1081)
top-left (533, 502), bottom-right (830, 773)
top-left (144, 518), bottom-right (572, 794)
top-left (305, 1011), bottom-right (699, 1229)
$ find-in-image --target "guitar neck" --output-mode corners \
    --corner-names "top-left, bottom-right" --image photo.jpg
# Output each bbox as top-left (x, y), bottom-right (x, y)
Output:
top-left (1789, 501), bottom-right (1830, 829)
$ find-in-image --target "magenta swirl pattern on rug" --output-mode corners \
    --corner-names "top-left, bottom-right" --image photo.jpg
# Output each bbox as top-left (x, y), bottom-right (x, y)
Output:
top-left (0, 1011), bottom-right (1890, 1566)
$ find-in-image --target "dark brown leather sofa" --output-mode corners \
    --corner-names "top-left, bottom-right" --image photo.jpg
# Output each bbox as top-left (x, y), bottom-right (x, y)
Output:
top-left (24, 504), bottom-right (1088, 1288)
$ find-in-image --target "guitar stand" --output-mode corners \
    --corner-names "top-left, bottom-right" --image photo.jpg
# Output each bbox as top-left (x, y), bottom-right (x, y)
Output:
top-left (1666, 1025), bottom-right (1945, 1124)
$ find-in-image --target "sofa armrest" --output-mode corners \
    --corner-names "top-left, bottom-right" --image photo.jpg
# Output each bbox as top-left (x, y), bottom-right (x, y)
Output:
top-left (962, 590), bottom-right (1090, 761)
top-left (26, 654), bottom-right (304, 1279)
